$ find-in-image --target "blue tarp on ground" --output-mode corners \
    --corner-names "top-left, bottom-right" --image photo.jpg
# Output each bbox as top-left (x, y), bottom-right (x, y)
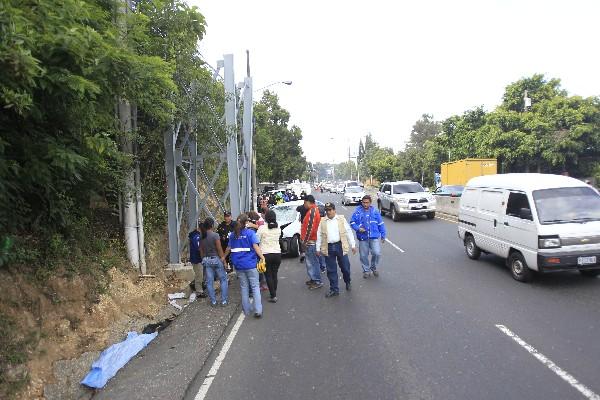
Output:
top-left (81, 331), bottom-right (158, 389)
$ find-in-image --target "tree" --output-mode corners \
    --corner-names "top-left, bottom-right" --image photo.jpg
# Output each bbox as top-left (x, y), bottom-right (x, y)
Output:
top-left (254, 91), bottom-right (307, 183)
top-left (407, 114), bottom-right (441, 150)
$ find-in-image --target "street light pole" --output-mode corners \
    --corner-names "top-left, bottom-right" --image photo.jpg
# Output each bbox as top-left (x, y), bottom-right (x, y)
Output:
top-left (254, 81), bottom-right (292, 93)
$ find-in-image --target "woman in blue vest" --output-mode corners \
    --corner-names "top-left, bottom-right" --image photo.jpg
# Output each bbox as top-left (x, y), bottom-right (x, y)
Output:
top-left (222, 214), bottom-right (266, 318)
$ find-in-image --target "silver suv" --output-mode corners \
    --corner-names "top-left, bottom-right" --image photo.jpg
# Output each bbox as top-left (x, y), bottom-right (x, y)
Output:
top-left (377, 181), bottom-right (436, 221)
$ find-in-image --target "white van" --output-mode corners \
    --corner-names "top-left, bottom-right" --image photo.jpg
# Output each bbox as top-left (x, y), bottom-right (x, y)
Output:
top-left (458, 174), bottom-right (600, 282)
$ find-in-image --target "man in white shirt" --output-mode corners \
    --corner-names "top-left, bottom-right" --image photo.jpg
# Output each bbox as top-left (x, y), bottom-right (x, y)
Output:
top-left (316, 202), bottom-right (357, 297)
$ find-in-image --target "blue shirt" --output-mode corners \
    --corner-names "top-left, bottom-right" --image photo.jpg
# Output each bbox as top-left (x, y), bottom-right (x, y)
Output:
top-left (350, 206), bottom-right (386, 241)
top-left (228, 228), bottom-right (260, 270)
top-left (188, 230), bottom-right (202, 264)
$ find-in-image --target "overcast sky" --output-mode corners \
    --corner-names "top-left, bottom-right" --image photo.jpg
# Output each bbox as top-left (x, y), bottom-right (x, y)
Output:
top-left (193, 0), bottom-right (600, 164)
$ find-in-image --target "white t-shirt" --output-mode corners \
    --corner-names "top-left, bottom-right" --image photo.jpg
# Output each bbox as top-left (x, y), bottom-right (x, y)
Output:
top-left (257, 225), bottom-right (282, 254)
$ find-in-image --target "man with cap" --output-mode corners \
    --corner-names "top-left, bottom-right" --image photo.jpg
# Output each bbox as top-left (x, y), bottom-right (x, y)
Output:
top-left (316, 202), bottom-right (356, 297)
top-left (301, 195), bottom-right (323, 289)
top-left (350, 195), bottom-right (386, 278)
top-left (217, 211), bottom-right (236, 272)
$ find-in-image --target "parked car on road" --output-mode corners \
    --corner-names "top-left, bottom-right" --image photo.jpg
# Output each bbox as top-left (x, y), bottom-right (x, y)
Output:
top-left (377, 181), bottom-right (436, 221)
top-left (434, 185), bottom-right (465, 197)
top-left (271, 200), bottom-right (325, 257)
top-left (335, 183), bottom-right (345, 194)
top-left (342, 186), bottom-right (366, 206)
top-left (458, 173), bottom-right (600, 282)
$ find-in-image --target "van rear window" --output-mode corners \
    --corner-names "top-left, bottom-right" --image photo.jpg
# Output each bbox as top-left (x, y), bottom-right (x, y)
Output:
top-left (533, 187), bottom-right (600, 224)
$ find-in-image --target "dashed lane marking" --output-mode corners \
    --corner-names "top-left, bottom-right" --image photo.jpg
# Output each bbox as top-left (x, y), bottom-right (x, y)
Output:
top-left (496, 324), bottom-right (600, 400)
top-left (385, 238), bottom-right (405, 253)
top-left (195, 312), bottom-right (245, 400)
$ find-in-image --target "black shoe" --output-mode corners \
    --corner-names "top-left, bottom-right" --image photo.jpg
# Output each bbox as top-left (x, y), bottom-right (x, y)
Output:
top-left (309, 282), bottom-right (323, 290)
top-left (268, 297), bottom-right (278, 303)
top-left (325, 291), bottom-right (339, 298)
top-left (299, 255), bottom-right (305, 263)
top-left (372, 269), bottom-right (379, 277)
top-left (346, 282), bottom-right (351, 291)
top-left (254, 312), bottom-right (262, 318)
top-left (197, 291), bottom-right (208, 298)
top-left (305, 279), bottom-right (314, 285)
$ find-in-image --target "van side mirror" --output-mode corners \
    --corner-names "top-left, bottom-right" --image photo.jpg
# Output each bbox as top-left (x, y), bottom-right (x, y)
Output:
top-left (519, 208), bottom-right (533, 221)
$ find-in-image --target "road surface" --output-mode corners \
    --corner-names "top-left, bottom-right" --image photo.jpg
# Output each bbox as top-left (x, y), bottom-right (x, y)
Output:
top-left (184, 192), bottom-right (600, 400)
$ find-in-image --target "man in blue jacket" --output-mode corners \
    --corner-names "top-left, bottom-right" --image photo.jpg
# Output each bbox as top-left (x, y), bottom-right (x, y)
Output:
top-left (350, 195), bottom-right (386, 278)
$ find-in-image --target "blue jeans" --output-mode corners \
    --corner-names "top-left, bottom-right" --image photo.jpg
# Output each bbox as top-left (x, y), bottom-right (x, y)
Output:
top-left (237, 268), bottom-right (262, 315)
top-left (325, 242), bottom-right (351, 293)
top-left (319, 254), bottom-right (327, 271)
top-left (202, 257), bottom-right (228, 304)
top-left (305, 244), bottom-right (322, 283)
top-left (359, 239), bottom-right (381, 273)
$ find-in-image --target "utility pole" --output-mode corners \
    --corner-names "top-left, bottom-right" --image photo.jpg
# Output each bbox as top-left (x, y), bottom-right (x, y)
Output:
top-left (118, 0), bottom-right (146, 273)
top-left (241, 50), bottom-right (254, 212)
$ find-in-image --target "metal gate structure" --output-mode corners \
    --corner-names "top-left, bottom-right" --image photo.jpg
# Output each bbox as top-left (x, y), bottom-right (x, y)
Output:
top-left (164, 54), bottom-right (254, 267)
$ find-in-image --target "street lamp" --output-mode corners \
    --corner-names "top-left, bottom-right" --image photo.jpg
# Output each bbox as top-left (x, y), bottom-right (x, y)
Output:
top-left (254, 81), bottom-right (292, 93)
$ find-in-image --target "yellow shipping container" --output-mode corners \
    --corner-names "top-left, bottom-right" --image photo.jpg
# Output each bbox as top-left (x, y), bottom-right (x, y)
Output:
top-left (441, 158), bottom-right (497, 186)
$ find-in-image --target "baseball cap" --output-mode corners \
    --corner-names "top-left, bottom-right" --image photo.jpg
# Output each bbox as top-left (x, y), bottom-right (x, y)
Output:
top-left (224, 211), bottom-right (232, 217)
top-left (324, 202), bottom-right (335, 210)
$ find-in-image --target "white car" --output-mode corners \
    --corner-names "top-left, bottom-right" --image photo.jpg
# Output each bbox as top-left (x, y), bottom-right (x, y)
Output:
top-left (270, 200), bottom-right (325, 257)
top-left (377, 181), bottom-right (436, 221)
top-left (342, 186), bottom-right (366, 206)
top-left (335, 183), bottom-right (345, 194)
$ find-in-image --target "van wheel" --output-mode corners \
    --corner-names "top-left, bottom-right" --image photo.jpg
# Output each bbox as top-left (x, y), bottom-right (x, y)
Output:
top-left (427, 212), bottom-right (435, 220)
top-left (391, 205), bottom-right (401, 222)
top-left (464, 235), bottom-right (481, 260)
top-left (580, 270), bottom-right (600, 277)
top-left (509, 251), bottom-right (533, 282)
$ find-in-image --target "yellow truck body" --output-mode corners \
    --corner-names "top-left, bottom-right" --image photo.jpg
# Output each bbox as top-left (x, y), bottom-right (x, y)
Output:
top-left (441, 159), bottom-right (497, 186)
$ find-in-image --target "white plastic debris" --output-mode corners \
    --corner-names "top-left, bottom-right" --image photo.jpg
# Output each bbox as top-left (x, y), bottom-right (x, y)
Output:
top-left (167, 292), bottom-right (186, 300)
top-left (169, 300), bottom-right (183, 311)
top-left (188, 292), bottom-right (197, 303)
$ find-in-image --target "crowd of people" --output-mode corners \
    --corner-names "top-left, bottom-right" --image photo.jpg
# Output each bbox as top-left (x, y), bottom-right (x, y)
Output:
top-left (189, 192), bottom-right (387, 318)
top-left (257, 188), bottom-right (307, 209)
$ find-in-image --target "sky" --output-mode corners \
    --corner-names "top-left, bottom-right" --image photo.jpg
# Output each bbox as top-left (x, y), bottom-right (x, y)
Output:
top-left (192, 0), bottom-right (600, 164)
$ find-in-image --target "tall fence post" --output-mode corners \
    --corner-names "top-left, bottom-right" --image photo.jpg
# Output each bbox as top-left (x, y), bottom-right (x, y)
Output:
top-left (224, 54), bottom-right (241, 217)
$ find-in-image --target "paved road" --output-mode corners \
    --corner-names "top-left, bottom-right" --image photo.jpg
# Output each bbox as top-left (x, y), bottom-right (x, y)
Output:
top-left (185, 192), bottom-right (600, 400)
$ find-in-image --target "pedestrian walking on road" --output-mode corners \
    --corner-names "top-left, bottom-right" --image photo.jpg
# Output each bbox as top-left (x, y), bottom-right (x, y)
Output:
top-left (223, 214), bottom-right (266, 318)
top-left (301, 195), bottom-right (324, 290)
top-left (217, 211), bottom-right (236, 272)
top-left (257, 210), bottom-right (282, 303)
top-left (200, 218), bottom-right (228, 306)
top-left (350, 195), bottom-right (386, 278)
top-left (316, 203), bottom-right (356, 297)
top-left (188, 224), bottom-right (207, 298)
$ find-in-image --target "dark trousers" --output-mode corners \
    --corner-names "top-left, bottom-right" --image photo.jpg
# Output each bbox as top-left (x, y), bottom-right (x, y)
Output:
top-left (264, 253), bottom-right (282, 298)
top-left (325, 242), bottom-right (351, 293)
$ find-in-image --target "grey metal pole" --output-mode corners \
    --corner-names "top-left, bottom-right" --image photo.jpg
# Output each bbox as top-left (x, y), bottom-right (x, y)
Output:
top-left (187, 136), bottom-right (198, 230)
top-left (164, 125), bottom-right (181, 265)
top-left (242, 76), bottom-right (253, 212)
top-left (224, 54), bottom-right (241, 217)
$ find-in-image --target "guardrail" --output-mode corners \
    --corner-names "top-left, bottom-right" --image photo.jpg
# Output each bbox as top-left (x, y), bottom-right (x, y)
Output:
top-left (434, 196), bottom-right (460, 217)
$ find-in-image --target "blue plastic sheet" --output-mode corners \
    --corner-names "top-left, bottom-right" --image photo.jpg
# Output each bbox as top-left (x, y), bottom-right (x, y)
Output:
top-left (81, 331), bottom-right (158, 389)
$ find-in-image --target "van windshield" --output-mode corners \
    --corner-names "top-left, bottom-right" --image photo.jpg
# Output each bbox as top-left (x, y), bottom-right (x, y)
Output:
top-left (533, 187), bottom-right (600, 224)
top-left (393, 183), bottom-right (425, 194)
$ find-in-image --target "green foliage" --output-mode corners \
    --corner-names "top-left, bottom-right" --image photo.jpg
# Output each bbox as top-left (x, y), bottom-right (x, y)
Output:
top-left (254, 91), bottom-right (307, 183)
top-left (357, 75), bottom-right (600, 187)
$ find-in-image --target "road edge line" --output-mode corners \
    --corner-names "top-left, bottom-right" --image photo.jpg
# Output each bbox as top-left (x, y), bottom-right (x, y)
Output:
top-left (385, 238), bottom-right (405, 253)
top-left (194, 312), bottom-right (246, 400)
top-left (495, 324), bottom-right (600, 400)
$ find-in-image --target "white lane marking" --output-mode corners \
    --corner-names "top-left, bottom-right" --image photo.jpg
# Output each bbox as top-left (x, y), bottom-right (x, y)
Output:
top-left (495, 324), bottom-right (600, 400)
top-left (385, 238), bottom-right (405, 253)
top-left (195, 312), bottom-right (246, 400)
top-left (341, 205), bottom-right (348, 210)
top-left (435, 215), bottom-right (457, 224)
